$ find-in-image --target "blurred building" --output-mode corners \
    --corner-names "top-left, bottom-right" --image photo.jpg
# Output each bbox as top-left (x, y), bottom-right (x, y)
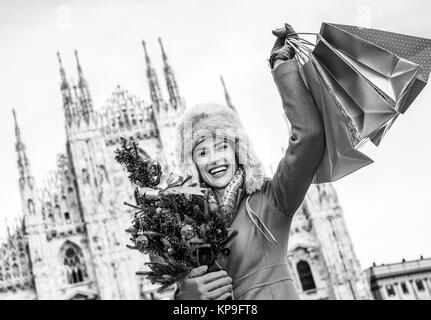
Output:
top-left (0, 40), bottom-right (371, 300)
top-left (364, 256), bottom-right (431, 300)
top-left (286, 183), bottom-right (371, 300)
top-left (0, 39), bottom-right (181, 300)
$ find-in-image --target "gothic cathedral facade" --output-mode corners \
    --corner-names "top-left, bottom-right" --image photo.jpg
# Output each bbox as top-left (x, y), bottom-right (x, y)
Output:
top-left (0, 39), bottom-right (372, 300)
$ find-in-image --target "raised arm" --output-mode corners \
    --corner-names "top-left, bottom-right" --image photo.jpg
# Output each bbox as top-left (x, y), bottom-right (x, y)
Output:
top-left (264, 24), bottom-right (325, 217)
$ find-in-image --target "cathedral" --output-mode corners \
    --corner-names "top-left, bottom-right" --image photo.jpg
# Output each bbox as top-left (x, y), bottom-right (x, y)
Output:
top-left (0, 38), bottom-right (372, 300)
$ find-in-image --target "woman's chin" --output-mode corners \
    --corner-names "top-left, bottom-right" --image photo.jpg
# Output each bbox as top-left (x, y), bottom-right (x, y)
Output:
top-left (206, 175), bottom-right (232, 189)
top-left (206, 180), bottom-right (226, 189)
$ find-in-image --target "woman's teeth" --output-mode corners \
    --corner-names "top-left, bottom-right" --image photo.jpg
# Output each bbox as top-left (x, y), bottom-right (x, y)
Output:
top-left (209, 165), bottom-right (228, 176)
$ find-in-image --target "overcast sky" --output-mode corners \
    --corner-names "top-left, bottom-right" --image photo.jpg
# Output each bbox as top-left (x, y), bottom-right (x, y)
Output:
top-left (0, 0), bottom-right (430, 270)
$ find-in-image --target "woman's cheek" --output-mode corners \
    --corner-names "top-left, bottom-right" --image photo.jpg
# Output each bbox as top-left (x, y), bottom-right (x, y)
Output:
top-left (194, 156), bottom-right (206, 167)
top-left (226, 153), bottom-right (236, 165)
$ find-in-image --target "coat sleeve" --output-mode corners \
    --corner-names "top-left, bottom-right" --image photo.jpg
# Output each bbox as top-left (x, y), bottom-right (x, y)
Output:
top-left (264, 59), bottom-right (324, 217)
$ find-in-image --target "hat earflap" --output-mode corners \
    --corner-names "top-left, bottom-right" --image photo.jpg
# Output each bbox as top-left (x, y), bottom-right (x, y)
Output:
top-left (235, 132), bottom-right (265, 194)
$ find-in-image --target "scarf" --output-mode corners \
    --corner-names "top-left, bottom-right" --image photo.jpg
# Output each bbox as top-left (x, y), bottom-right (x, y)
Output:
top-left (205, 166), bottom-right (278, 245)
top-left (205, 166), bottom-right (245, 226)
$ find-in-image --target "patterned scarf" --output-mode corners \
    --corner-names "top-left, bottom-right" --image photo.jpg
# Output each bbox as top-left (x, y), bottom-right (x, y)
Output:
top-left (205, 166), bottom-right (245, 226)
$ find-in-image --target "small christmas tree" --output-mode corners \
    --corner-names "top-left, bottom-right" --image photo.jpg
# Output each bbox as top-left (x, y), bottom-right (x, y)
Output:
top-left (115, 137), bottom-right (236, 291)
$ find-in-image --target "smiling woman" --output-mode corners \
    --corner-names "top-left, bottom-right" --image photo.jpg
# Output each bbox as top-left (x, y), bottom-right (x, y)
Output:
top-left (172, 23), bottom-right (325, 300)
top-left (192, 136), bottom-right (238, 204)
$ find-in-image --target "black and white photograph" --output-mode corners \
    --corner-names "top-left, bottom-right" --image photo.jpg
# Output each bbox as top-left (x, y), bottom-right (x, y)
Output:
top-left (0, 0), bottom-right (430, 305)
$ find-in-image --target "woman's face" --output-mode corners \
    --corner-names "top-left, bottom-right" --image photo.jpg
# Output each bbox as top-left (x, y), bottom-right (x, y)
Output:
top-left (192, 136), bottom-right (237, 189)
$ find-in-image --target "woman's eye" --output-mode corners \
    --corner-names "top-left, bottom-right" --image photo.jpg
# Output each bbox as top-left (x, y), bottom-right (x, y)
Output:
top-left (199, 150), bottom-right (207, 157)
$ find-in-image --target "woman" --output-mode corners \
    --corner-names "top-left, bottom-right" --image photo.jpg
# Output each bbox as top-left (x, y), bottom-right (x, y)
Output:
top-left (174, 23), bottom-right (324, 300)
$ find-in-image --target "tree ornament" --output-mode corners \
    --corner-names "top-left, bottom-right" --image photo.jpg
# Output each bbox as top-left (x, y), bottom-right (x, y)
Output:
top-left (208, 202), bottom-right (220, 215)
top-left (180, 224), bottom-right (195, 241)
top-left (161, 238), bottom-right (173, 253)
top-left (162, 274), bottom-right (174, 281)
top-left (136, 235), bottom-right (149, 251)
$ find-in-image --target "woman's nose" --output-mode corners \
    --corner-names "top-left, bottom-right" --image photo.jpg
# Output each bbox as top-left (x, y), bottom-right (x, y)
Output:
top-left (208, 150), bottom-right (222, 164)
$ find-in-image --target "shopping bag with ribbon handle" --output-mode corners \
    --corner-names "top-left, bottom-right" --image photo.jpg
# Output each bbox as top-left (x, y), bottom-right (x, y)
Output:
top-left (318, 23), bottom-right (431, 145)
top-left (286, 37), bottom-right (373, 183)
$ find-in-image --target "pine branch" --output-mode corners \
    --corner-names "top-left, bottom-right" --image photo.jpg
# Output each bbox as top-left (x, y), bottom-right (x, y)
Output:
top-left (115, 137), bottom-right (234, 291)
top-left (114, 137), bottom-right (162, 188)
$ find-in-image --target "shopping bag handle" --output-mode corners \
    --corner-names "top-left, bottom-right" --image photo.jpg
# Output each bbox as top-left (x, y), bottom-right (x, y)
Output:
top-left (285, 38), bottom-right (308, 65)
top-left (285, 37), bottom-right (315, 65)
top-left (282, 31), bottom-right (326, 66)
top-left (286, 32), bottom-right (322, 48)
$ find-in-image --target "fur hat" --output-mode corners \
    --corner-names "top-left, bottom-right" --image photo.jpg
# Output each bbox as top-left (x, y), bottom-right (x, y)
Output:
top-left (174, 103), bottom-right (265, 194)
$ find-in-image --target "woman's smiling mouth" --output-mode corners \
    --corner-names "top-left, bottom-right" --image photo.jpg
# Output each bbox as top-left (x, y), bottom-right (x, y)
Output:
top-left (208, 165), bottom-right (229, 177)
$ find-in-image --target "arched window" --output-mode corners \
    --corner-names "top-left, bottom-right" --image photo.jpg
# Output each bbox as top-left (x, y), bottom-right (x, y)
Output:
top-left (297, 260), bottom-right (316, 292)
top-left (46, 202), bottom-right (54, 224)
top-left (60, 241), bottom-right (87, 285)
top-left (68, 186), bottom-right (76, 207)
top-left (82, 168), bottom-right (90, 184)
top-left (27, 199), bottom-right (35, 215)
top-left (61, 195), bottom-right (68, 208)
top-left (55, 205), bottom-right (62, 221)
top-left (99, 164), bottom-right (109, 182)
top-left (20, 253), bottom-right (29, 276)
top-left (12, 263), bottom-right (20, 278)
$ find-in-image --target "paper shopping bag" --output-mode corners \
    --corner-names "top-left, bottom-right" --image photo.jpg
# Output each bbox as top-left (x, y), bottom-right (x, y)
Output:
top-left (301, 55), bottom-right (374, 183)
top-left (320, 22), bottom-right (429, 113)
top-left (319, 23), bottom-right (431, 145)
top-left (312, 36), bottom-right (399, 140)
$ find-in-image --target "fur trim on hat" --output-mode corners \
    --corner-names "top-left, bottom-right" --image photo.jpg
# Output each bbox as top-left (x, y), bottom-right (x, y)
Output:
top-left (175, 103), bottom-right (266, 194)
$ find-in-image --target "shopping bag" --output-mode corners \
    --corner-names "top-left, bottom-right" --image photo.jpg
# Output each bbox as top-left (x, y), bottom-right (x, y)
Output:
top-left (319, 23), bottom-right (431, 145)
top-left (323, 23), bottom-right (431, 111)
top-left (300, 53), bottom-right (374, 183)
top-left (312, 36), bottom-right (400, 140)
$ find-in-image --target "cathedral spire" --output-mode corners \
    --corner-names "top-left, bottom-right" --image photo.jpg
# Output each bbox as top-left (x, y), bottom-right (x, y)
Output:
top-left (158, 37), bottom-right (181, 109)
top-left (142, 40), bottom-right (163, 111)
top-left (220, 75), bottom-right (234, 110)
top-left (5, 218), bottom-right (11, 240)
top-left (57, 52), bottom-right (68, 88)
top-left (159, 36), bottom-right (168, 62)
top-left (74, 49), bottom-right (93, 120)
top-left (57, 52), bottom-right (73, 124)
top-left (12, 109), bottom-right (33, 188)
top-left (75, 49), bottom-right (83, 77)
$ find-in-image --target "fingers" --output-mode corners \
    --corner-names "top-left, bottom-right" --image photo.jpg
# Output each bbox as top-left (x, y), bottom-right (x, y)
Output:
top-left (207, 284), bottom-right (233, 300)
top-left (272, 28), bottom-right (287, 38)
top-left (285, 23), bottom-right (294, 32)
top-left (215, 292), bottom-right (232, 300)
top-left (188, 265), bottom-right (208, 279)
top-left (200, 269), bottom-right (229, 284)
top-left (203, 274), bottom-right (232, 292)
top-left (285, 23), bottom-right (298, 38)
top-left (272, 23), bottom-right (297, 38)
top-left (272, 28), bottom-right (286, 50)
